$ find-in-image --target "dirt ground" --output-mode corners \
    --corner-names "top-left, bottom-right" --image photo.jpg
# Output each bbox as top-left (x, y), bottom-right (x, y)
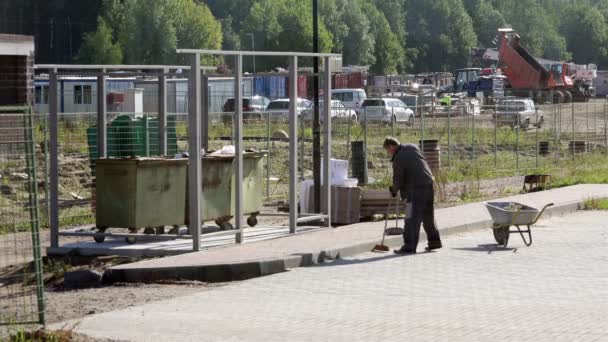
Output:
top-left (45, 281), bottom-right (224, 324)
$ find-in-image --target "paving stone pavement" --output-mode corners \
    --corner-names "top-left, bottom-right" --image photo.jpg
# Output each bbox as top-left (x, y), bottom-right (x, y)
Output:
top-left (59, 211), bottom-right (608, 342)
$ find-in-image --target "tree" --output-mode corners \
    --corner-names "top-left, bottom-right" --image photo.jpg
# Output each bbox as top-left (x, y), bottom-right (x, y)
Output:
top-left (463, 0), bottom-right (506, 48)
top-left (407, 0), bottom-right (478, 72)
top-left (372, 0), bottom-right (409, 71)
top-left (240, 0), bottom-right (333, 71)
top-left (340, 0), bottom-right (375, 66)
top-left (490, 0), bottom-right (570, 61)
top-left (104, 0), bottom-right (222, 65)
top-left (363, 2), bottom-right (405, 74)
top-left (560, 2), bottom-right (608, 65)
top-left (77, 17), bottom-right (123, 64)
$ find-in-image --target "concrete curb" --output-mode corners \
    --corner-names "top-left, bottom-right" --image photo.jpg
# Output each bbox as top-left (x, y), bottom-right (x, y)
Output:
top-left (102, 199), bottom-right (586, 284)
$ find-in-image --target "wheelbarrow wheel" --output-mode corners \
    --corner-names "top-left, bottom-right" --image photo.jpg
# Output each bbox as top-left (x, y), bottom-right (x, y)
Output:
top-left (493, 226), bottom-right (510, 247)
top-left (247, 215), bottom-right (258, 227)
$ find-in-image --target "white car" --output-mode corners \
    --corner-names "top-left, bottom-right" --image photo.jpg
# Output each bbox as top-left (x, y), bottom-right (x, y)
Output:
top-left (301, 100), bottom-right (357, 122)
top-left (331, 88), bottom-right (367, 113)
top-left (361, 98), bottom-right (415, 125)
top-left (265, 98), bottom-right (312, 120)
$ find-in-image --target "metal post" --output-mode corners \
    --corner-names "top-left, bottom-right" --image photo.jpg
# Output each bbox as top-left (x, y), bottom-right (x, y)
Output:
top-left (201, 75), bottom-right (209, 151)
top-left (572, 102), bottom-right (575, 160)
top-left (143, 114), bottom-right (149, 156)
top-left (289, 56), bottom-right (298, 234)
top-left (494, 105), bottom-right (497, 168)
top-left (312, 0), bottom-right (321, 214)
top-left (472, 108), bottom-right (475, 160)
top-left (49, 69), bottom-right (59, 249)
top-left (188, 53), bottom-right (202, 251)
top-left (266, 110), bottom-right (271, 200)
top-left (516, 115), bottom-right (520, 172)
top-left (158, 72), bottom-right (167, 155)
top-left (323, 57), bottom-right (332, 227)
top-left (605, 99), bottom-right (608, 154)
top-left (96, 71), bottom-right (107, 158)
top-left (235, 55), bottom-right (244, 243)
top-left (448, 106), bottom-right (452, 168)
top-left (535, 109), bottom-right (539, 168)
top-left (586, 101), bottom-right (590, 153)
top-left (419, 88), bottom-right (424, 144)
top-left (391, 106), bottom-right (395, 137)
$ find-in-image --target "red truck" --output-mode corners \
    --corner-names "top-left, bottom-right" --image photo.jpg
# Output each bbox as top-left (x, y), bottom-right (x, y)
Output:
top-left (498, 28), bottom-right (595, 103)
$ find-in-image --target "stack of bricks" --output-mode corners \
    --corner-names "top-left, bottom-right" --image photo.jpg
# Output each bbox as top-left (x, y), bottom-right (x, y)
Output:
top-left (0, 34), bottom-right (35, 106)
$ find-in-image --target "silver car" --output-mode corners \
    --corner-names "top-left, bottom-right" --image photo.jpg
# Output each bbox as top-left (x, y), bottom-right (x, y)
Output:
top-left (301, 100), bottom-right (357, 122)
top-left (265, 98), bottom-right (312, 120)
top-left (495, 98), bottom-right (543, 128)
top-left (361, 98), bottom-right (415, 125)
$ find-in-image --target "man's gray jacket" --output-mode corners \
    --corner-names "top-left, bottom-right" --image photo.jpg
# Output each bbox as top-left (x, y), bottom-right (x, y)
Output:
top-left (391, 143), bottom-right (434, 200)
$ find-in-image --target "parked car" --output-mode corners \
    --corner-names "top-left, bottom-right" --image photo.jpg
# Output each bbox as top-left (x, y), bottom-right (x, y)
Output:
top-left (330, 88), bottom-right (367, 112)
top-left (494, 98), bottom-right (543, 128)
top-left (361, 98), bottom-right (415, 125)
top-left (265, 98), bottom-right (312, 120)
top-left (301, 100), bottom-right (357, 122)
top-left (222, 95), bottom-right (271, 122)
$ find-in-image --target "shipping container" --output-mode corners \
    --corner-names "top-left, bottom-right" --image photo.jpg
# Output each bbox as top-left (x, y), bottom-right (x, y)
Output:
top-left (286, 75), bottom-right (308, 99)
top-left (253, 75), bottom-right (287, 99)
top-left (332, 73), bottom-right (349, 89)
top-left (347, 72), bottom-right (365, 89)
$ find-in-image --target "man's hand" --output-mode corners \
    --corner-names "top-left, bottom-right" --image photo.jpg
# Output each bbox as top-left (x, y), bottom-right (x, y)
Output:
top-left (389, 186), bottom-right (397, 198)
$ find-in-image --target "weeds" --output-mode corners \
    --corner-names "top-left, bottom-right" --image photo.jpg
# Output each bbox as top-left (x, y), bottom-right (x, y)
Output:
top-left (583, 197), bottom-right (608, 210)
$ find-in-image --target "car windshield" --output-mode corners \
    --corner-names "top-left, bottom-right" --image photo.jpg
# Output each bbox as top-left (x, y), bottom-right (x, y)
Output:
top-left (498, 101), bottom-right (526, 111)
top-left (362, 100), bottom-right (385, 107)
top-left (250, 97), bottom-right (268, 107)
top-left (332, 92), bottom-right (354, 102)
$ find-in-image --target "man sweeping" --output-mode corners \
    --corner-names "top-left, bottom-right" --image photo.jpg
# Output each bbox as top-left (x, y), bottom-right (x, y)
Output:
top-left (383, 137), bottom-right (442, 254)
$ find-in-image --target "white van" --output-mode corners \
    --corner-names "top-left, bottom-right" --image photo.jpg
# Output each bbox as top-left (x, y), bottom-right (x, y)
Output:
top-left (331, 88), bottom-right (367, 112)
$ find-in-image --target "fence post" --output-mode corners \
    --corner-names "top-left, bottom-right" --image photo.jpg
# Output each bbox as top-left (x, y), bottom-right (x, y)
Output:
top-left (49, 69), bottom-right (59, 249)
top-left (288, 56), bottom-right (299, 233)
top-left (471, 105), bottom-right (476, 161)
top-left (604, 98), bottom-right (607, 155)
top-left (494, 103), bottom-right (498, 168)
top-left (267, 110), bottom-right (271, 200)
top-left (234, 54), bottom-right (245, 243)
top-left (535, 109), bottom-right (539, 169)
top-left (516, 114), bottom-right (520, 172)
top-left (586, 101), bottom-right (590, 153)
top-left (391, 106), bottom-right (395, 137)
top-left (97, 71), bottom-right (107, 158)
top-left (158, 72), bottom-right (167, 155)
top-left (323, 56), bottom-right (332, 227)
top-left (447, 105), bottom-right (451, 168)
top-left (572, 102), bottom-right (575, 161)
top-left (188, 53), bottom-right (202, 251)
top-left (346, 112), bottom-right (351, 160)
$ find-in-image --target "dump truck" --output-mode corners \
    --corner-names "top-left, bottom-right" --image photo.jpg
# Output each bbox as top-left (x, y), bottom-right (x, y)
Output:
top-left (497, 28), bottom-right (595, 103)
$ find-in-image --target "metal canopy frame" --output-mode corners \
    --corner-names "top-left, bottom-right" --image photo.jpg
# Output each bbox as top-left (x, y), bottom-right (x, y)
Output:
top-left (178, 49), bottom-right (337, 250)
top-left (38, 53), bottom-right (338, 252)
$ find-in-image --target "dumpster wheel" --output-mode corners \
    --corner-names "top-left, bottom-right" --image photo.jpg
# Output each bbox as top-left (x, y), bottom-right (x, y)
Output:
top-left (144, 227), bottom-right (155, 235)
top-left (247, 215), bottom-right (258, 227)
top-left (125, 236), bottom-right (137, 244)
top-left (220, 222), bottom-right (234, 230)
top-left (94, 226), bottom-right (108, 243)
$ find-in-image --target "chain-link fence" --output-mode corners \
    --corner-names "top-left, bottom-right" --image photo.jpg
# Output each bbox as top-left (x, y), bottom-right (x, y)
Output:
top-left (0, 106), bottom-right (45, 326)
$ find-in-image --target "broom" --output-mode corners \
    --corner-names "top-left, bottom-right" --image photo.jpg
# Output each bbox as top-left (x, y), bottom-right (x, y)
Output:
top-left (372, 196), bottom-right (399, 252)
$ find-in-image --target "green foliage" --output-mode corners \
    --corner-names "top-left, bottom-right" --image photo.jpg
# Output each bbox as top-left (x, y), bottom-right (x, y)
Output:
top-left (559, 2), bottom-right (608, 65)
top-left (240, 0), bottom-right (333, 71)
top-left (407, 0), bottom-right (478, 72)
top-left (363, 2), bottom-right (405, 74)
top-left (76, 18), bottom-right (123, 64)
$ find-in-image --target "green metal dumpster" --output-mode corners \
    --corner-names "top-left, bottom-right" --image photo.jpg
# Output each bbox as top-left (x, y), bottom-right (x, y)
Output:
top-left (94, 157), bottom-right (187, 243)
top-left (201, 152), bottom-right (265, 229)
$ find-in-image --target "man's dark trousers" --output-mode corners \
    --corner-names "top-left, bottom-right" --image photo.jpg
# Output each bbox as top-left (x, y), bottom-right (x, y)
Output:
top-left (403, 184), bottom-right (441, 251)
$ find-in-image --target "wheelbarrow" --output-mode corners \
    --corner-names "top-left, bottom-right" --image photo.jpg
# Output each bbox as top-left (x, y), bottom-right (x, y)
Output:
top-left (484, 202), bottom-right (554, 247)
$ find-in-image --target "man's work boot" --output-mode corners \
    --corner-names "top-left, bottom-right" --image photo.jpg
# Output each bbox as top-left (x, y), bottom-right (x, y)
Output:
top-left (425, 240), bottom-right (442, 252)
top-left (394, 246), bottom-right (416, 255)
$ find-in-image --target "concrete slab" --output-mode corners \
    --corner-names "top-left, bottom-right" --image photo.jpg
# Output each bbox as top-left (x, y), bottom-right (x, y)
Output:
top-left (101, 184), bottom-right (608, 283)
top-left (47, 226), bottom-right (321, 257)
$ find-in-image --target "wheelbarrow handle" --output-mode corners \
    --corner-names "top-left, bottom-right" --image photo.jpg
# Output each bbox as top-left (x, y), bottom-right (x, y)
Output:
top-left (532, 202), bottom-right (554, 224)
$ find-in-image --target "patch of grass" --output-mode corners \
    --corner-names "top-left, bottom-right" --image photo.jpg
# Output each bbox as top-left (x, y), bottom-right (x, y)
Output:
top-left (6, 328), bottom-right (77, 342)
top-left (583, 197), bottom-right (608, 210)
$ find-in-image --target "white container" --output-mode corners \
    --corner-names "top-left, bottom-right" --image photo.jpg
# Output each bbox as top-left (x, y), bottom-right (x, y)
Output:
top-left (320, 159), bottom-right (349, 183)
top-left (338, 178), bottom-right (359, 187)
